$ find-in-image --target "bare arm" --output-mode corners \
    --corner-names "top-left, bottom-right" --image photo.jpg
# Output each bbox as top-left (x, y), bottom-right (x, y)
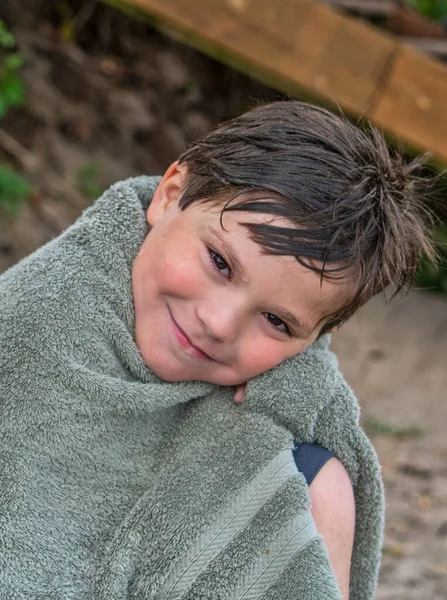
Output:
top-left (309, 457), bottom-right (356, 600)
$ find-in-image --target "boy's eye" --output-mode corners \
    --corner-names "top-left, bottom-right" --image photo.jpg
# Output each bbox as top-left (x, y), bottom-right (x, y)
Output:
top-left (264, 313), bottom-right (290, 336)
top-left (208, 249), bottom-right (231, 279)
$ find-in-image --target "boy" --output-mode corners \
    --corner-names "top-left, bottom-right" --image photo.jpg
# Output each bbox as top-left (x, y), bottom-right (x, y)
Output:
top-left (0, 101), bottom-right (433, 600)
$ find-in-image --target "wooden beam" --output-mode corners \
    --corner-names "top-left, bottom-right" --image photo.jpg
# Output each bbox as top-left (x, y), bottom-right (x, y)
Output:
top-left (106, 0), bottom-right (396, 114)
top-left (103, 0), bottom-right (447, 164)
top-left (368, 44), bottom-right (447, 162)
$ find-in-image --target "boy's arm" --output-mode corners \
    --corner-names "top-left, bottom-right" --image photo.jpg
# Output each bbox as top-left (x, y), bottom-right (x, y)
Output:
top-left (309, 457), bottom-right (356, 600)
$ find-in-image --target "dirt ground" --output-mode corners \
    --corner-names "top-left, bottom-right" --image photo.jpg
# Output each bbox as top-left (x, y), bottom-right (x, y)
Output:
top-left (333, 294), bottom-right (447, 599)
top-left (1, 2), bottom-right (446, 598)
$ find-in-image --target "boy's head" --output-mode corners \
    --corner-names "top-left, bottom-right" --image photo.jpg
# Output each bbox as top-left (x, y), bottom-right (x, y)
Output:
top-left (132, 101), bottom-right (434, 385)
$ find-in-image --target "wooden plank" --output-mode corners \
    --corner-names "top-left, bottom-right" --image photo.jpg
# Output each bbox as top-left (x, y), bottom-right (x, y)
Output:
top-left (104, 0), bottom-right (447, 164)
top-left (368, 44), bottom-right (447, 163)
top-left (308, 12), bottom-right (396, 113)
top-left (108, 0), bottom-right (396, 115)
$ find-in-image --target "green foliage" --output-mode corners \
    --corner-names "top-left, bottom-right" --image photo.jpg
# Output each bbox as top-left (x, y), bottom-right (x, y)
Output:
top-left (382, 543), bottom-right (405, 558)
top-left (407, 0), bottom-right (447, 22)
top-left (55, 0), bottom-right (76, 44)
top-left (363, 416), bottom-right (424, 440)
top-left (0, 20), bottom-right (25, 118)
top-left (76, 163), bottom-right (104, 202)
top-left (416, 222), bottom-right (447, 293)
top-left (0, 20), bottom-right (16, 49)
top-left (0, 163), bottom-right (31, 215)
top-left (0, 19), bottom-right (31, 215)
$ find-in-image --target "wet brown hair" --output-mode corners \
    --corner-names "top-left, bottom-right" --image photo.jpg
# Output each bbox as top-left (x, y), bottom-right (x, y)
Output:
top-left (177, 101), bottom-right (435, 333)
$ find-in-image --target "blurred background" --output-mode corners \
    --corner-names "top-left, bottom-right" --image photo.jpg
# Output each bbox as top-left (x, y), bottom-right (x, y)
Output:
top-left (0, 1), bottom-right (446, 598)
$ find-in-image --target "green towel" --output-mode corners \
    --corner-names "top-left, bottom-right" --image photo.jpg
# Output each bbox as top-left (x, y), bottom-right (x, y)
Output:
top-left (0, 176), bottom-right (384, 599)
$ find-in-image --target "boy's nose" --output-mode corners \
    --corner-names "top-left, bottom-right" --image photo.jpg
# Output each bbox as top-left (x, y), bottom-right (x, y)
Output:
top-left (196, 301), bottom-right (243, 343)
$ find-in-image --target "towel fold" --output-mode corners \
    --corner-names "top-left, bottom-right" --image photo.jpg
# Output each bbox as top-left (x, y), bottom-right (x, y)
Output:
top-left (0, 176), bottom-right (384, 599)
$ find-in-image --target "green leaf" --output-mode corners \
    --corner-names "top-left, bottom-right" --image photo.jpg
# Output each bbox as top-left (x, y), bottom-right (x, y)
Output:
top-left (0, 20), bottom-right (16, 49)
top-left (0, 96), bottom-right (6, 119)
top-left (76, 163), bottom-right (104, 202)
top-left (0, 163), bottom-right (31, 215)
top-left (3, 53), bottom-right (24, 71)
top-left (0, 24), bottom-right (25, 121)
top-left (408, 0), bottom-right (447, 21)
top-left (363, 416), bottom-right (423, 440)
top-left (1, 76), bottom-right (24, 106)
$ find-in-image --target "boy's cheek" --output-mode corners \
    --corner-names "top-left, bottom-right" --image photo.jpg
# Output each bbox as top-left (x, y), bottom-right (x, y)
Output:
top-left (156, 257), bottom-right (202, 298)
top-left (135, 247), bottom-right (195, 299)
top-left (238, 338), bottom-right (308, 380)
top-left (237, 344), bottom-right (285, 380)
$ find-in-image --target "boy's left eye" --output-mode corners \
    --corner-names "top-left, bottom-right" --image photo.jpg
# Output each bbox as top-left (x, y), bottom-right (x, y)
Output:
top-left (208, 249), bottom-right (231, 279)
top-left (264, 313), bottom-right (291, 336)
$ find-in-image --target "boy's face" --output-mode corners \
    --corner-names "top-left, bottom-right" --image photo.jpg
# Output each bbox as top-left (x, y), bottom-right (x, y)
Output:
top-left (132, 163), bottom-right (345, 386)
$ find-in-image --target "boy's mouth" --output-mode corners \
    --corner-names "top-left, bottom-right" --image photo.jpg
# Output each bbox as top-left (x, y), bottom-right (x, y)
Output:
top-left (169, 309), bottom-right (215, 362)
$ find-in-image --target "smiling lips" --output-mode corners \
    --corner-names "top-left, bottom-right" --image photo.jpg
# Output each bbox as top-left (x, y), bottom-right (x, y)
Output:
top-left (170, 311), bottom-right (214, 361)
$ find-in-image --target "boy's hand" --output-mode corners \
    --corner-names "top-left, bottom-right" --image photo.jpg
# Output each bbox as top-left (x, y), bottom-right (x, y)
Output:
top-left (233, 383), bottom-right (246, 404)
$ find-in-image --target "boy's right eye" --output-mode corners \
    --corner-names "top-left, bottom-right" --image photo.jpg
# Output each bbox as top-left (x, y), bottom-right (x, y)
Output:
top-left (208, 248), bottom-right (231, 279)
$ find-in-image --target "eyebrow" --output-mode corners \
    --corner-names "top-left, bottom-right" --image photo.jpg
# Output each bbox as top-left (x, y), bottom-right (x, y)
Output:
top-left (208, 226), bottom-right (315, 338)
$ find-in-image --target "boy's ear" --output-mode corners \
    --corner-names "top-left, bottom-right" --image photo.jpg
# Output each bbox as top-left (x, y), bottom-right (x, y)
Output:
top-left (147, 161), bottom-right (187, 226)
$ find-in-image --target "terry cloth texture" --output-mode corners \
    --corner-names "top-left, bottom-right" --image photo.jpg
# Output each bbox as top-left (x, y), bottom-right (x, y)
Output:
top-left (0, 176), bottom-right (384, 600)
